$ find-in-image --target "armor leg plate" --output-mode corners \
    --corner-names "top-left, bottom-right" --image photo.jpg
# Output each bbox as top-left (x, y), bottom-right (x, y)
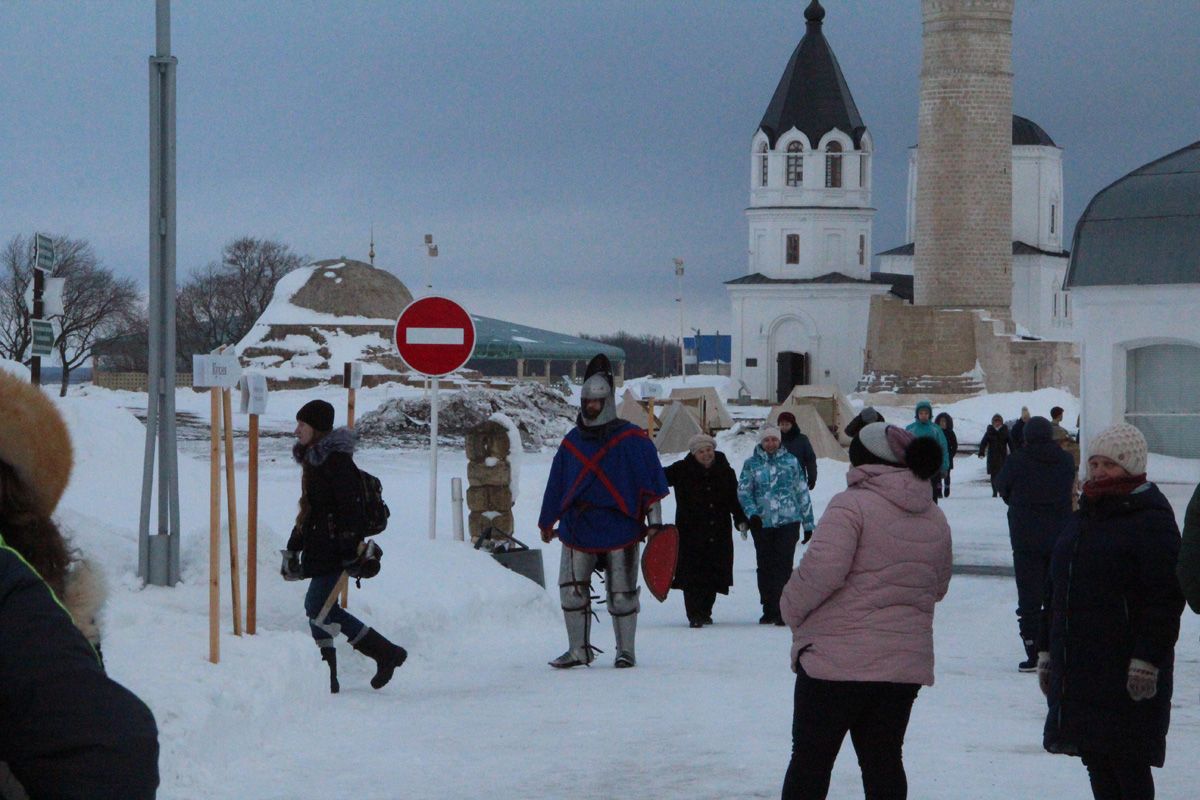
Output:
top-left (606, 544), bottom-right (640, 668)
top-left (550, 546), bottom-right (599, 668)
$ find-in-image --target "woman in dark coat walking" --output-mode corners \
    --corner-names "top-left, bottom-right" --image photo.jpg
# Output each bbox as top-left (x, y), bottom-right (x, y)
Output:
top-left (994, 417), bottom-right (1076, 672)
top-left (977, 414), bottom-right (1012, 497)
top-left (285, 399), bottom-right (407, 693)
top-left (1037, 423), bottom-right (1184, 799)
top-left (664, 434), bottom-right (748, 627)
top-left (933, 412), bottom-right (957, 498)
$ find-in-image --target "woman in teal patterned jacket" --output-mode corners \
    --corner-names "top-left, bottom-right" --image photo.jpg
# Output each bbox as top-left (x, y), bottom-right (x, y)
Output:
top-left (738, 425), bottom-right (815, 625)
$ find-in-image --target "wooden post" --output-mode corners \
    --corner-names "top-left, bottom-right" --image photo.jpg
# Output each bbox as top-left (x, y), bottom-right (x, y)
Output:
top-left (209, 387), bottom-right (220, 664)
top-left (342, 372), bottom-right (355, 610)
top-left (347, 387), bottom-right (356, 429)
top-left (222, 389), bottom-right (243, 636)
top-left (246, 413), bottom-right (259, 634)
top-left (647, 397), bottom-right (656, 436)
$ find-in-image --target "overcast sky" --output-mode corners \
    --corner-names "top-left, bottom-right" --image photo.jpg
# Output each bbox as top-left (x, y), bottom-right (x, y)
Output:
top-left (2, 1), bottom-right (1198, 339)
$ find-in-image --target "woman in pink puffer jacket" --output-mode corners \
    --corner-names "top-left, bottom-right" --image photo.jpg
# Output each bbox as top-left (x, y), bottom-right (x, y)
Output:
top-left (779, 422), bottom-right (952, 800)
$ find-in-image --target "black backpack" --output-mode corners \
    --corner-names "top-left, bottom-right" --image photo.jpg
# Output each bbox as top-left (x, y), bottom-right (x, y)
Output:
top-left (358, 468), bottom-right (390, 537)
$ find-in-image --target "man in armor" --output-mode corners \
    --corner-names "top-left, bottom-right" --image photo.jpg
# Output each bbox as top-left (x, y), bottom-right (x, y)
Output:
top-left (539, 354), bottom-right (668, 669)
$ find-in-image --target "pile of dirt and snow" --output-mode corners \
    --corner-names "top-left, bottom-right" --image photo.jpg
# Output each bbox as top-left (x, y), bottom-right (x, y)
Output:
top-left (356, 383), bottom-right (575, 450)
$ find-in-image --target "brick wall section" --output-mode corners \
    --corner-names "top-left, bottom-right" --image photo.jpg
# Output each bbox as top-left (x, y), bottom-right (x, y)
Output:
top-left (914, 0), bottom-right (1013, 308)
top-left (863, 296), bottom-right (978, 377)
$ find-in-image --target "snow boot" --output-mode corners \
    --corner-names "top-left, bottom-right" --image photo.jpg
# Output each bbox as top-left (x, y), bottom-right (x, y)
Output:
top-left (1018, 639), bottom-right (1038, 673)
top-left (321, 647), bottom-right (340, 694)
top-left (352, 628), bottom-right (407, 689)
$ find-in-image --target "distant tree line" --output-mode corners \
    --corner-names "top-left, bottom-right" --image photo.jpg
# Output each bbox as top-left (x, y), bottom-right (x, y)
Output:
top-left (579, 332), bottom-right (681, 378)
top-left (1, 233), bottom-right (305, 392)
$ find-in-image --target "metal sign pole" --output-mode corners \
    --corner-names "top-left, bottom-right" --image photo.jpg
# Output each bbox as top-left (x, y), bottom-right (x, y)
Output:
top-left (429, 378), bottom-right (439, 540)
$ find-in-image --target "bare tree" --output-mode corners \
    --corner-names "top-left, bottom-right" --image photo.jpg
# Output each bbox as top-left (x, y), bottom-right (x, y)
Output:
top-left (175, 236), bottom-right (305, 362)
top-left (0, 235), bottom-right (36, 362)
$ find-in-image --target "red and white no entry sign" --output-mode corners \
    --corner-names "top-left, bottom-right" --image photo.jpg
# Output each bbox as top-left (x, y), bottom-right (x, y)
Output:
top-left (394, 296), bottom-right (477, 377)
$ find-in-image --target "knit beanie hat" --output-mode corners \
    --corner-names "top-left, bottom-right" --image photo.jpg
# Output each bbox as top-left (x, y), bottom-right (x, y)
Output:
top-left (688, 433), bottom-right (716, 455)
top-left (844, 406), bottom-right (882, 439)
top-left (296, 399), bottom-right (335, 433)
top-left (1023, 416), bottom-right (1053, 445)
top-left (856, 422), bottom-right (913, 465)
top-left (1088, 423), bottom-right (1148, 476)
top-left (777, 411), bottom-right (798, 427)
top-left (759, 425), bottom-right (781, 443)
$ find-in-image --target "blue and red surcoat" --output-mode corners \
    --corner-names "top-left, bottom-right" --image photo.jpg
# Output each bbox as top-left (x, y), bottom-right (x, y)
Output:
top-left (539, 420), bottom-right (668, 553)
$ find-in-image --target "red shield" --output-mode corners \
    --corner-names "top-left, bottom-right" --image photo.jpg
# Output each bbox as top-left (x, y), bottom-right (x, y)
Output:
top-left (641, 525), bottom-right (679, 603)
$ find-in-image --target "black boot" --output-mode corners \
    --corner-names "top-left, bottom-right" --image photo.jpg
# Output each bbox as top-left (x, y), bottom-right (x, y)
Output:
top-left (321, 647), bottom-right (340, 694)
top-left (352, 628), bottom-right (408, 689)
top-left (1018, 639), bottom-right (1038, 673)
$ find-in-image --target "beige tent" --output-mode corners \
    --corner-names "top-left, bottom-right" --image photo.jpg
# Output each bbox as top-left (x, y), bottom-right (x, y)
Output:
top-left (654, 400), bottom-right (705, 454)
top-left (781, 385), bottom-right (857, 444)
top-left (767, 402), bottom-right (848, 461)
top-left (668, 386), bottom-right (735, 432)
top-left (617, 388), bottom-right (657, 431)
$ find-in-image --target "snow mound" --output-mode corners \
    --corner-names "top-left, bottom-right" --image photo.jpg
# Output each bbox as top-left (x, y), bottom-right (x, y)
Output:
top-left (356, 384), bottom-right (574, 450)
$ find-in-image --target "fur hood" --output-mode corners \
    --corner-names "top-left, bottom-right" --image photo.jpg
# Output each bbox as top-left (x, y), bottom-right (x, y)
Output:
top-left (0, 369), bottom-right (72, 516)
top-left (293, 427), bottom-right (356, 467)
top-left (62, 558), bottom-right (106, 646)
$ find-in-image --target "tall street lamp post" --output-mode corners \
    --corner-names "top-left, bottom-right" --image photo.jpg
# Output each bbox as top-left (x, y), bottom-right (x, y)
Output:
top-left (674, 258), bottom-right (685, 383)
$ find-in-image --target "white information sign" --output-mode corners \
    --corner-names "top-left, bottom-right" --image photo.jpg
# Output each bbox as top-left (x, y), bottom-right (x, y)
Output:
top-left (343, 361), bottom-right (363, 390)
top-left (239, 372), bottom-right (268, 415)
top-left (192, 353), bottom-right (242, 389)
top-left (642, 381), bottom-right (665, 399)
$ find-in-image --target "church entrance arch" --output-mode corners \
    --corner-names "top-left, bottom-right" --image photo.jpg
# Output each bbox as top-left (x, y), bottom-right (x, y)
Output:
top-left (776, 351), bottom-right (808, 401)
top-left (768, 314), bottom-right (816, 402)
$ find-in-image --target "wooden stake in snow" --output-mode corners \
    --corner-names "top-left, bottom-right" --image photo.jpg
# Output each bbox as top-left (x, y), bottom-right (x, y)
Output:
top-left (239, 372), bottom-right (267, 635)
top-left (209, 386), bottom-right (220, 663)
top-left (341, 362), bottom-right (363, 609)
top-left (222, 388), bottom-right (243, 636)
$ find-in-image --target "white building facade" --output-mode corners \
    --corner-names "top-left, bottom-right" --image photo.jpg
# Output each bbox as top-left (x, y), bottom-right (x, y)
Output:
top-left (1067, 142), bottom-right (1200, 460)
top-left (728, 1), bottom-right (888, 400)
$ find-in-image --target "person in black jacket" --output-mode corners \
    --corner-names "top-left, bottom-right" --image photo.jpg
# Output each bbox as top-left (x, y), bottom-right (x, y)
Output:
top-left (977, 414), bottom-right (1012, 497)
top-left (777, 411), bottom-right (817, 492)
top-left (1037, 423), bottom-right (1184, 800)
top-left (994, 417), bottom-right (1075, 672)
top-left (0, 368), bottom-right (158, 799)
top-left (664, 434), bottom-right (749, 627)
top-left (285, 400), bottom-right (407, 693)
top-left (933, 412), bottom-right (958, 498)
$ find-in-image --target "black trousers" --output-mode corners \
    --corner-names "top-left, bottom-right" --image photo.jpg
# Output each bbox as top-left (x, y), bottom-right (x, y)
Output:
top-left (782, 666), bottom-right (920, 800)
top-left (683, 588), bottom-right (717, 622)
top-left (751, 523), bottom-right (800, 620)
top-left (1080, 751), bottom-right (1154, 800)
top-left (1011, 548), bottom-right (1050, 644)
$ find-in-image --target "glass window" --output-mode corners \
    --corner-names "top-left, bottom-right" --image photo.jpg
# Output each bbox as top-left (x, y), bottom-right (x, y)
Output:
top-left (745, 358), bottom-right (758, 368)
top-left (825, 142), bottom-right (843, 188)
top-left (1050, 204), bottom-right (1057, 235)
top-left (1125, 344), bottom-right (1200, 457)
top-left (759, 143), bottom-right (769, 187)
top-left (786, 234), bottom-right (800, 265)
top-left (859, 154), bottom-right (867, 188)
top-left (786, 142), bottom-right (803, 187)
top-left (858, 234), bottom-right (865, 266)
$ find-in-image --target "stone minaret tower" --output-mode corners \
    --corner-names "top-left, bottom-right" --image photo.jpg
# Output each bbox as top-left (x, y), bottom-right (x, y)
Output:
top-left (914, 0), bottom-right (1013, 308)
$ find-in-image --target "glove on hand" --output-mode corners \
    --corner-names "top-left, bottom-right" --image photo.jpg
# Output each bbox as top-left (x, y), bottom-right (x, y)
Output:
top-left (748, 516), bottom-right (763, 534)
top-left (1127, 658), bottom-right (1159, 701)
top-left (802, 529), bottom-right (814, 545)
top-left (540, 527), bottom-right (557, 544)
top-left (280, 550), bottom-right (302, 581)
top-left (1037, 652), bottom-right (1051, 697)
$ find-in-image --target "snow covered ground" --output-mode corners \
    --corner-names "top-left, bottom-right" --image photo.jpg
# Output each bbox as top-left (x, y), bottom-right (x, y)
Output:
top-left (44, 381), bottom-right (1200, 798)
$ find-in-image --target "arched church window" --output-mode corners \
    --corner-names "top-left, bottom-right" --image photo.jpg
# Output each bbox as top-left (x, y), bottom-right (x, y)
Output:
top-left (859, 154), bottom-right (868, 188)
top-left (1050, 203), bottom-right (1057, 235)
top-left (786, 234), bottom-right (800, 265)
top-left (759, 143), bottom-right (769, 187)
top-left (825, 142), bottom-right (843, 188)
top-left (786, 142), bottom-right (803, 187)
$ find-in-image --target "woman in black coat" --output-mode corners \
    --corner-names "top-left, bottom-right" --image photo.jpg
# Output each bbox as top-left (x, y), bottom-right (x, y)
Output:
top-left (664, 434), bottom-right (749, 627)
top-left (934, 411), bottom-right (958, 498)
top-left (285, 400), bottom-right (407, 693)
top-left (977, 414), bottom-right (1012, 497)
top-left (1037, 423), bottom-right (1184, 799)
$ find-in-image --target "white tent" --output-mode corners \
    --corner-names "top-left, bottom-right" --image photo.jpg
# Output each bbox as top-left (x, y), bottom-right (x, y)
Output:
top-left (617, 388), bottom-right (657, 431)
top-left (668, 386), bottom-right (735, 431)
top-left (767, 402), bottom-right (848, 461)
top-left (654, 400), bottom-right (705, 454)
top-left (781, 384), bottom-right (857, 444)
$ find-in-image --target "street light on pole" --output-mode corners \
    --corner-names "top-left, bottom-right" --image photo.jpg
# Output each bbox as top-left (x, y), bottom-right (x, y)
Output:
top-left (674, 258), bottom-right (685, 383)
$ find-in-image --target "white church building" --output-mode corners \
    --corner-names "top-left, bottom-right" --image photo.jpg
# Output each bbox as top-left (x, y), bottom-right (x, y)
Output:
top-left (726, 1), bottom-right (891, 401)
top-left (1066, 141), bottom-right (1200, 460)
top-left (878, 114), bottom-right (1072, 341)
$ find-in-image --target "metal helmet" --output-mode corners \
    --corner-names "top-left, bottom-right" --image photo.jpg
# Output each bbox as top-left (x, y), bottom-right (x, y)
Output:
top-left (579, 354), bottom-right (616, 427)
